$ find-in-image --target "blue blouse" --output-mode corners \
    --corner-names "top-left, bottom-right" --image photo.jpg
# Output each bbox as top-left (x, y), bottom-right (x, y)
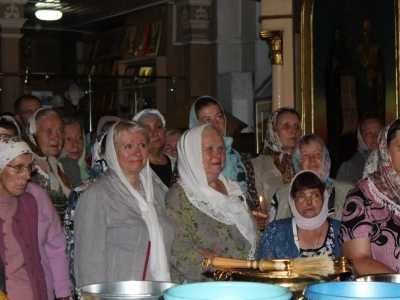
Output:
top-left (258, 217), bottom-right (341, 259)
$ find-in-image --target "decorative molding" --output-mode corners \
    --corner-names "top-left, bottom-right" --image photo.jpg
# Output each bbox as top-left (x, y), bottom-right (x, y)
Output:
top-left (260, 30), bottom-right (283, 65)
top-left (194, 6), bottom-right (208, 20)
top-left (0, 17), bottom-right (26, 28)
top-left (189, 19), bottom-right (209, 29)
top-left (175, 0), bottom-right (213, 43)
top-left (1, 32), bottom-right (23, 38)
top-left (4, 2), bottom-right (19, 18)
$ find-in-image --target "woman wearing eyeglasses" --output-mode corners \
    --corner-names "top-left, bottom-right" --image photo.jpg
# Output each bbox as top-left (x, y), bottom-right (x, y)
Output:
top-left (0, 135), bottom-right (72, 300)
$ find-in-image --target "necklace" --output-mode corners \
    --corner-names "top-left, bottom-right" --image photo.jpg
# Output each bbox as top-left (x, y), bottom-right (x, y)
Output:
top-left (292, 219), bottom-right (324, 257)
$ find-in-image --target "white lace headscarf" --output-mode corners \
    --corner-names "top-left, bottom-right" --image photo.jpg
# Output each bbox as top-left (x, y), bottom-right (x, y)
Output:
top-left (105, 121), bottom-right (170, 281)
top-left (177, 124), bottom-right (257, 259)
top-left (26, 108), bottom-right (71, 197)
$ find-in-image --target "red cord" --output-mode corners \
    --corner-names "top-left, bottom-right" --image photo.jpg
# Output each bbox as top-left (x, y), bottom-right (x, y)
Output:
top-left (142, 241), bottom-right (151, 280)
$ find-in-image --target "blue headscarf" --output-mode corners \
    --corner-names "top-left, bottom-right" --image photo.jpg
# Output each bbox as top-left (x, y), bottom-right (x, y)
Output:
top-left (189, 96), bottom-right (251, 207)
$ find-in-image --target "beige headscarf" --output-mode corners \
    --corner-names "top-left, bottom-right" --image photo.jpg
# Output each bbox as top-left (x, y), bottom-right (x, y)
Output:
top-left (26, 108), bottom-right (71, 197)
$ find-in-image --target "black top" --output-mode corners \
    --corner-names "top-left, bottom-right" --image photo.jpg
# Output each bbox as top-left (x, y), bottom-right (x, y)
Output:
top-left (149, 155), bottom-right (172, 188)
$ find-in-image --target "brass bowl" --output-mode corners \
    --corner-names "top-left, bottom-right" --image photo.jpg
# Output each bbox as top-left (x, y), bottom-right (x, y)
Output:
top-left (213, 269), bottom-right (339, 300)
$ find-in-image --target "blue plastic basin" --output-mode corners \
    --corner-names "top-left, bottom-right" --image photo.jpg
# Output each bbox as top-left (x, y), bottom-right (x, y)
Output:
top-left (304, 281), bottom-right (400, 299)
top-left (163, 281), bottom-right (293, 300)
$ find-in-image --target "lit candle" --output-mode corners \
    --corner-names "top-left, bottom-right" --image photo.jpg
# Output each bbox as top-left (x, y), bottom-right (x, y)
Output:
top-left (259, 195), bottom-right (263, 212)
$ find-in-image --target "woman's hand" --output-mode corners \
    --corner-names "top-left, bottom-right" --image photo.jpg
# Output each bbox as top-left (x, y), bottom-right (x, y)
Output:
top-left (252, 211), bottom-right (269, 230)
top-left (196, 248), bottom-right (221, 259)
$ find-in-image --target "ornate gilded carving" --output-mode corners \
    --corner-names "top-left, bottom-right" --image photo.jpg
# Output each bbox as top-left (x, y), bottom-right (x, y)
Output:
top-left (260, 30), bottom-right (283, 65)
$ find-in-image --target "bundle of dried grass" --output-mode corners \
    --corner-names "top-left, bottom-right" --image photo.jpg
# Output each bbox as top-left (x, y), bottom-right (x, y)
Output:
top-left (204, 253), bottom-right (334, 277)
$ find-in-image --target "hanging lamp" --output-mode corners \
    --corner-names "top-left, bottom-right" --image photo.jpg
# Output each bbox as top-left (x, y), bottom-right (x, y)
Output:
top-left (35, 9), bottom-right (63, 21)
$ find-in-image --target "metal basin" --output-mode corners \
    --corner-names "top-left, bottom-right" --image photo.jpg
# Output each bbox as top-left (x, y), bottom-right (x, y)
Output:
top-left (356, 273), bottom-right (400, 283)
top-left (76, 280), bottom-right (178, 300)
top-left (304, 281), bottom-right (400, 299)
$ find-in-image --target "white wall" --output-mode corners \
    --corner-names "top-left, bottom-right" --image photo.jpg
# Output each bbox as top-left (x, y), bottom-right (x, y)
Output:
top-left (215, 0), bottom-right (271, 133)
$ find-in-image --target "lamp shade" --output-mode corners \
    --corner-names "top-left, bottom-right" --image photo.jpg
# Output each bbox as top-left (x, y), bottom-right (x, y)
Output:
top-left (35, 9), bottom-right (63, 21)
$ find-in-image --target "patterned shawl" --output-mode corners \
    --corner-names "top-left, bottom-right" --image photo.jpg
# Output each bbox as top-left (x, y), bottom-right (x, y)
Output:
top-left (26, 108), bottom-right (72, 197)
top-left (366, 120), bottom-right (400, 214)
top-left (262, 107), bottom-right (301, 184)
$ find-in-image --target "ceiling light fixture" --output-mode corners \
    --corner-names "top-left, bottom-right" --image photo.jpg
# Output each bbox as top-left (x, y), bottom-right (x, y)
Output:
top-left (35, 9), bottom-right (63, 21)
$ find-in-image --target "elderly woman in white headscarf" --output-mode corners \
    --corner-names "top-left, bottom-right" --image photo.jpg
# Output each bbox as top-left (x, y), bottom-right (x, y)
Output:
top-left (166, 124), bottom-right (258, 283)
top-left (336, 118), bottom-right (384, 184)
top-left (26, 108), bottom-right (72, 221)
top-left (271, 134), bottom-right (351, 223)
top-left (0, 135), bottom-right (72, 300)
top-left (133, 109), bottom-right (176, 190)
top-left (74, 121), bottom-right (175, 287)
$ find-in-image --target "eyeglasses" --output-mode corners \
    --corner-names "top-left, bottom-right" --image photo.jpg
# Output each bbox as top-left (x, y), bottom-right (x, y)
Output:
top-left (6, 163), bottom-right (36, 173)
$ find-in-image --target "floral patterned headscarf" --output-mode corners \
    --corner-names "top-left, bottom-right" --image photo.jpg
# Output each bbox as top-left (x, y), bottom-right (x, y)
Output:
top-left (366, 119), bottom-right (400, 214)
top-left (0, 135), bottom-right (31, 172)
top-left (262, 107), bottom-right (301, 184)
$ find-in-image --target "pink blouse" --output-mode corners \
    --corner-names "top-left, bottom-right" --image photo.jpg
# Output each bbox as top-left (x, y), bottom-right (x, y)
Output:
top-left (0, 197), bottom-right (33, 300)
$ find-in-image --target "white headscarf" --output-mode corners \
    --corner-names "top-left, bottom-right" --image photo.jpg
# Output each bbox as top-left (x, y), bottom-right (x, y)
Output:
top-left (96, 116), bottom-right (121, 137)
top-left (133, 109), bottom-right (166, 127)
top-left (0, 115), bottom-right (21, 137)
top-left (288, 170), bottom-right (329, 230)
top-left (26, 108), bottom-right (71, 197)
top-left (177, 124), bottom-right (257, 259)
top-left (0, 135), bottom-right (31, 172)
top-left (104, 121), bottom-right (170, 281)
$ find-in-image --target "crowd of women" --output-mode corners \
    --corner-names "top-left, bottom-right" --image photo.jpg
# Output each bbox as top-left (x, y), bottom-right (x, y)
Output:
top-left (0, 93), bottom-right (399, 299)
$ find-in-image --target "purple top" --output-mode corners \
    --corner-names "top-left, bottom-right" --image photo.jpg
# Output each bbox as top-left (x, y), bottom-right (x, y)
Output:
top-left (339, 179), bottom-right (400, 272)
top-left (26, 183), bottom-right (72, 299)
